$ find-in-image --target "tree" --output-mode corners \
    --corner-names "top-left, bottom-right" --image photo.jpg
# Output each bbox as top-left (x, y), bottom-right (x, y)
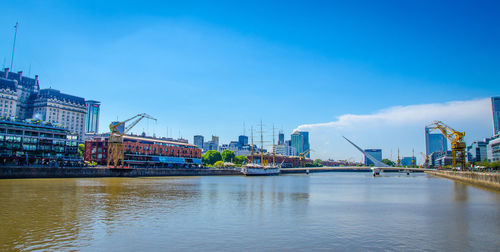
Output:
top-left (313, 159), bottom-right (323, 167)
top-left (78, 144), bottom-right (85, 159)
top-left (221, 150), bottom-right (236, 162)
top-left (381, 158), bottom-right (395, 167)
top-left (213, 160), bottom-right (225, 168)
top-left (202, 150), bottom-right (222, 165)
top-left (234, 155), bottom-right (247, 165)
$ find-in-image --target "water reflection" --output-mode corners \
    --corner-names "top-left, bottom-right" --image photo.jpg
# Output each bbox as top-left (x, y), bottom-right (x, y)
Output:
top-left (0, 174), bottom-right (499, 251)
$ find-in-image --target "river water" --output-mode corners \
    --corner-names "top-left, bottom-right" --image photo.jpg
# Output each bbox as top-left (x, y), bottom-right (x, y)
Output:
top-left (1, 172), bottom-right (499, 251)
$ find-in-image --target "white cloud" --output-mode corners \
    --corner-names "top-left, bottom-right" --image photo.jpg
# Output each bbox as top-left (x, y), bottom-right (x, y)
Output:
top-left (296, 98), bottom-right (493, 163)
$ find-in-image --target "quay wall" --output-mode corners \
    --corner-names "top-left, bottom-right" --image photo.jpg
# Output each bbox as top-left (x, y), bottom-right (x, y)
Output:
top-left (0, 166), bottom-right (242, 179)
top-left (426, 170), bottom-right (500, 191)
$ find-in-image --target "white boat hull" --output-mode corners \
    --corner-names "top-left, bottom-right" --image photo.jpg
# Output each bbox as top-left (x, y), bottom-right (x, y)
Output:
top-left (242, 167), bottom-right (280, 176)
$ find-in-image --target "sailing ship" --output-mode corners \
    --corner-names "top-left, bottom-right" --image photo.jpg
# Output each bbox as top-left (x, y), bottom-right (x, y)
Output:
top-left (242, 122), bottom-right (280, 176)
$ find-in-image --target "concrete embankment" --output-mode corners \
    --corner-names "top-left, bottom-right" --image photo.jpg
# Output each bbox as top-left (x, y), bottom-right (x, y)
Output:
top-left (426, 170), bottom-right (500, 191)
top-left (0, 166), bottom-right (242, 179)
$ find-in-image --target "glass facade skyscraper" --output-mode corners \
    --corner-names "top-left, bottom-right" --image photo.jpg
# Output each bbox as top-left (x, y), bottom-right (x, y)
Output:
top-left (492, 97), bottom-right (500, 135)
top-left (291, 131), bottom-right (310, 157)
top-left (85, 100), bottom-right (100, 133)
top-left (364, 149), bottom-right (382, 166)
top-left (425, 126), bottom-right (448, 156)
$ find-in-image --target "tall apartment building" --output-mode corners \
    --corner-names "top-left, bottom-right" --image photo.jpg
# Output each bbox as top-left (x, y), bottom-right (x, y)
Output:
top-left (0, 68), bottom-right (89, 140)
top-left (492, 97), bottom-right (500, 135)
top-left (85, 100), bottom-right (100, 133)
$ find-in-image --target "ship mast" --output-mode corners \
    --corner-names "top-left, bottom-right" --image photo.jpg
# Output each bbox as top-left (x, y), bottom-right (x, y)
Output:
top-left (250, 126), bottom-right (254, 163)
top-left (260, 120), bottom-right (264, 166)
top-left (272, 125), bottom-right (276, 166)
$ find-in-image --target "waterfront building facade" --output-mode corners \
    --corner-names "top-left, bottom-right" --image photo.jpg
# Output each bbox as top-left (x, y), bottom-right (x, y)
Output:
top-left (85, 135), bottom-right (202, 167)
top-left (492, 97), bottom-right (500, 135)
top-left (425, 126), bottom-right (448, 156)
top-left (0, 68), bottom-right (93, 140)
top-left (0, 118), bottom-right (80, 166)
top-left (33, 89), bottom-right (87, 139)
top-left (364, 149), bottom-right (382, 166)
top-left (85, 100), bottom-right (100, 133)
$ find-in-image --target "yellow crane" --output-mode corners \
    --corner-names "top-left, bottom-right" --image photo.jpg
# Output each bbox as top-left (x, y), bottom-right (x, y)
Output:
top-left (419, 152), bottom-right (429, 168)
top-left (299, 149), bottom-right (311, 167)
top-left (107, 113), bottom-right (157, 168)
top-left (427, 121), bottom-right (466, 170)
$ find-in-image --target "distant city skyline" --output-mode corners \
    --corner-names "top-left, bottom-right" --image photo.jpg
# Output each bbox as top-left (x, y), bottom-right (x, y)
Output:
top-left (1, 1), bottom-right (498, 160)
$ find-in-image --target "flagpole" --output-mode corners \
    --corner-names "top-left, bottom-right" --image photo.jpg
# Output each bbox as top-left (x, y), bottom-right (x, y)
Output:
top-left (10, 22), bottom-right (18, 71)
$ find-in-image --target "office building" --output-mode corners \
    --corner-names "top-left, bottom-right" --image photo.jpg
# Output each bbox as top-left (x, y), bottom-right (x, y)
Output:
top-left (300, 131), bottom-right (310, 158)
top-left (291, 131), bottom-right (303, 156)
top-left (276, 144), bottom-right (296, 157)
top-left (238, 135), bottom-right (248, 147)
top-left (400, 157), bottom-right (416, 167)
top-left (278, 132), bottom-right (284, 145)
top-left (487, 136), bottom-right (500, 162)
top-left (194, 135), bottom-right (204, 149)
top-left (425, 126), bottom-right (448, 156)
top-left (291, 131), bottom-right (310, 157)
top-left (211, 136), bottom-right (219, 147)
top-left (85, 100), bottom-right (100, 133)
top-left (492, 97), bottom-right (500, 135)
top-left (364, 149), bottom-right (382, 166)
top-left (467, 140), bottom-right (488, 163)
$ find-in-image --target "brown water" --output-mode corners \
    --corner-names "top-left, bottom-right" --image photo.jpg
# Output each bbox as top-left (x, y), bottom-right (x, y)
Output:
top-left (1, 173), bottom-right (499, 251)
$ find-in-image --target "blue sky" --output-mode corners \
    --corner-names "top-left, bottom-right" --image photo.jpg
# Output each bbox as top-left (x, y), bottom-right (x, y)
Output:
top-left (1, 0), bottom-right (499, 160)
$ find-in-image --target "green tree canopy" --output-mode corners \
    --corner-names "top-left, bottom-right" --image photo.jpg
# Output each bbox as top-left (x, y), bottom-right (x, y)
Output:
top-left (381, 158), bottom-right (395, 167)
top-left (313, 159), bottom-right (323, 167)
top-left (221, 150), bottom-right (236, 162)
top-left (78, 144), bottom-right (85, 159)
top-left (202, 150), bottom-right (222, 165)
top-left (234, 155), bottom-right (247, 165)
top-left (213, 160), bottom-right (225, 168)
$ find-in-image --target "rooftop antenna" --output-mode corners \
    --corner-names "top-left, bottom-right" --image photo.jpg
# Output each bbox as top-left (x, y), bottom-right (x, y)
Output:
top-left (10, 22), bottom-right (18, 71)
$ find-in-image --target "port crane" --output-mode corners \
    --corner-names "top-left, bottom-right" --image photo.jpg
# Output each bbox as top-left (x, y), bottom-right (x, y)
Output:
top-left (107, 113), bottom-right (157, 168)
top-left (419, 152), bottom-right (430, 168)
top-left (299, 149), bottom-right (311, 167)
top-left (426, 121), bottom-right (466, 170)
